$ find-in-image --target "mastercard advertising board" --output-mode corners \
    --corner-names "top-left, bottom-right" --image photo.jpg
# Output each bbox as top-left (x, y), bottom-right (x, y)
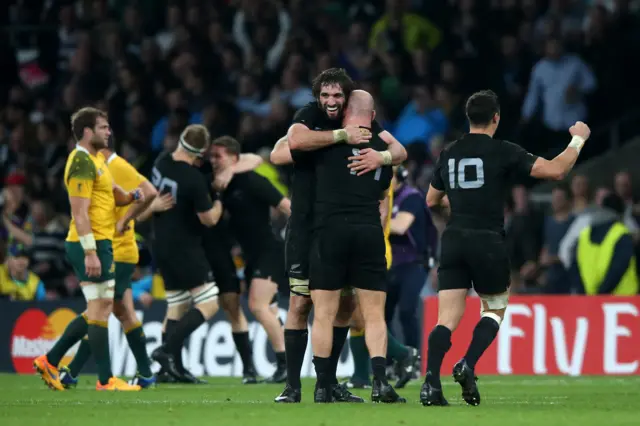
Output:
top-left (10, 307), bottom-right (79, 373)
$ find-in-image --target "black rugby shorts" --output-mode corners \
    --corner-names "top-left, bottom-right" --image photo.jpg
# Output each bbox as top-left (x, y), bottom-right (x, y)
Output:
top-left (437, 227), bottom-right (510, 295)
top-left (309, 221), bottom-right (387, 292)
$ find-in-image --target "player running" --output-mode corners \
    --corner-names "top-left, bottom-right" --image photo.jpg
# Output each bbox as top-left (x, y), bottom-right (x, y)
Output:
top-left (58, 143), bottom-right (159, 389)
top-left (34, 107), bottom-right (143, 391)
top-left (421, 90), bottom-right (590, 406)
top-left (150, 125), bottom-right (224, 383)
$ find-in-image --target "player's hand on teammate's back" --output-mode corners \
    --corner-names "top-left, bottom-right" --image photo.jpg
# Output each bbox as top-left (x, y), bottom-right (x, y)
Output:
top-left (344, 126), bottom-right (372, 145)
top-left (347, 148), bottom-right (384, 176)
top-left (85, 252), bottom-right (101, 277)
top-left (569, 121), bottom-right (590, 140)
top-left (152, 193), bottom-right (175, 212)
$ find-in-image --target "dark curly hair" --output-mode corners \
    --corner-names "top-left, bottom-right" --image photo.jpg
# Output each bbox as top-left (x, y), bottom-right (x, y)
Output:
top-left (311, 68), bottom-right (355, 99)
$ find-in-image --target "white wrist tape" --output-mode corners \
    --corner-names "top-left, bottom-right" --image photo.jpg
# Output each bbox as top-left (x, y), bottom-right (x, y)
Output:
top-left (380, 150), bottom-right (392, 166)
top-left (568, 136), bottom-right (585, 152)
top-left (333, 129), bottom-right (347, 143)
top-left (79, 233), bottom-right (97, 251)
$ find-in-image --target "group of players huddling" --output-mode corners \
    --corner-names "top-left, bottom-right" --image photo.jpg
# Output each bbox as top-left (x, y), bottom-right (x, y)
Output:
top-left (34, 67), bottom-right (591, 405)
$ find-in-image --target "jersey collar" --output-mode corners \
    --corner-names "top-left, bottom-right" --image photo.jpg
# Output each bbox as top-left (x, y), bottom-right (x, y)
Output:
top-left (75, 144), bottom-right (91, 155)
top-left (107, 153), bottom-right (118, 164)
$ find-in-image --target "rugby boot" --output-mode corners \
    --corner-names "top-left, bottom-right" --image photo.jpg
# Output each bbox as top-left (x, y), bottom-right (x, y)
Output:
top-left (59, 365), bottom-right (78, 389)
top-left (274, 384), bottom-right (301, 403)
top-left (151, 346), bottom-right (182, 380)
top-left (33, 355), bottom-right (65, 391)
top-left (242, 367), bottom-right (259, 384)
top-left (420, 381), bottom-right (449, 406)
top-left (332, 383), bottom-right (365, 403)
top-left (453, 359), bottom-right (481, 406)
top-left (395, 347), bottom-right (419, 389)
top-left (371, 379), bottom-right (406, 403)
top-left (156, 369), bottom-right (177, 384)
top-left (129, 373), bottom-right (157, 389)
top-left (265, 364), bottom-right (287, 384)
top-left (344, 376), bottom-right (371, 389)
top-left (96, 377), bottom-right (141, 391)
top-left (175, 368), bottom-right (208, 384)
top-left (314, 383), bottom-right (335, 403)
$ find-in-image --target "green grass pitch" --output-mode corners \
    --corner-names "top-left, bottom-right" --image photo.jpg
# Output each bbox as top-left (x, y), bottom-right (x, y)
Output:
top-left (1, 375), bottom-right (639, 426)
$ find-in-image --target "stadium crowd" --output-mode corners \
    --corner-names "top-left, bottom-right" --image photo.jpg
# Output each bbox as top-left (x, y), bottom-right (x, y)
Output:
top-left (1, 0), bottom-right (639, 303)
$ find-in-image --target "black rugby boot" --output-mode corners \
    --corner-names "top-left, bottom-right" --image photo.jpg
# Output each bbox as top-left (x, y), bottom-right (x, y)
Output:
top-left (371, 379), bottom-right (406, 403)
top-left (453, 359), bottom-right (481, 406)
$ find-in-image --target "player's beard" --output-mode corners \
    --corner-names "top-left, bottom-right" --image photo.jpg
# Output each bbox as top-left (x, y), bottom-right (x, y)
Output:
top-left (321, 102), bottom-right (343, 120)
top-left (90, 135), bottom-right (108, 150)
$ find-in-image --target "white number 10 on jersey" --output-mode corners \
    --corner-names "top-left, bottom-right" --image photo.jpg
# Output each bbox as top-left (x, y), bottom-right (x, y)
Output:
top-left (448, 158), bottom-right (484, 189)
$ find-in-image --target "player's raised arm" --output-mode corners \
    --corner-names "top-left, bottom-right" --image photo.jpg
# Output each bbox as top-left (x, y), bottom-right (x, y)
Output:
top-left (271, 136), bottom-right (293, 165)
top-left (529, 122), bottom-right (590, 180)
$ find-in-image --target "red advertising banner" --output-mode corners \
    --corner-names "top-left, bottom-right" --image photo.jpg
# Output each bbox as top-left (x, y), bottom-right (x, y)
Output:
top-left (423, 296), bottom-right (640, 376)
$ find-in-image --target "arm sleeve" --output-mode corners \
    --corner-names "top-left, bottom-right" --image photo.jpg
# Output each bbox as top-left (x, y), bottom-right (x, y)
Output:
top-left (290, 149), bottom-right (314, 164)
top-left (599, 234), bottom-right (634, 294)
top-left (66, 152), bottom-right (96, 198)
top-left (292, 104), bottom-right (317, 128)
top-left (430, 154), bottom-right (445, 191)
top-left (247, 173), bottom-right (284, 207)
top-left (191, 170), bottom-right (215, 213)
top-left (502, 140), bottom-right (538, 176)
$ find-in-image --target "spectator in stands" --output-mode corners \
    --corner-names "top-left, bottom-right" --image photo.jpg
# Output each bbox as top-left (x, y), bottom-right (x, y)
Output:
top-left (571, 193), bottom-right (639, 295)
top-left (613, 171), bottom-right (640, 237)
top-left (539, 184), bottom-right (575, 293)
top-left (521, 36), bottom-right (596, 156)
top-left (369, 0), bottom-right (441, 53)
top-left (0, 243), bottom-right (46, 301)
top-left (559, 186), bottom-right (614, 270)
top-left (571, 173), bottom-right (591, 213)
top-left (3, 199), bottom-right (67, 297)
top-left (394, 84), bottom-right (448, 167)
top-left (505, 185), bottom-right (543, 292)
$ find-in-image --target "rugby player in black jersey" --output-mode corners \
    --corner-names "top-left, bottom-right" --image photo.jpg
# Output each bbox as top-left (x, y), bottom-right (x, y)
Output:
top-left (421, 90), bottom-right (591, 406)
top-left (271, 83), bottom-right (407, 403)
top-left (210, 136), bottom-right (291, 383)
top-left (150, 125), bottom-right (224, 382)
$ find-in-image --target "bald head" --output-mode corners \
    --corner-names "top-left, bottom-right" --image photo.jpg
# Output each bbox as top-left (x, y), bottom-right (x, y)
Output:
top-left (343, 89), bottom-right (375, 127)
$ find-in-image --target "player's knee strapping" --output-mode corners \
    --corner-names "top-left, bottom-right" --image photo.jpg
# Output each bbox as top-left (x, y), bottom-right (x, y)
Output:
top-left (289, 278), bottom-right (310, 297)
top-left (166, 290), bottom-right (192, 307)
top-left (81, 279), bottom-right (115, 300)
top-left (193, 282), bottom-right (219, 305)
top-left (479, 292), bottom-right (508, 325)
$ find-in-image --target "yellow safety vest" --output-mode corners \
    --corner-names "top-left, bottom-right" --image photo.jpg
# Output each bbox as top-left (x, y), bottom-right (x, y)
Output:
top-left (0, 265), bottom-right (42, 300)
top-left (577, 222), bottom-right (639, 295)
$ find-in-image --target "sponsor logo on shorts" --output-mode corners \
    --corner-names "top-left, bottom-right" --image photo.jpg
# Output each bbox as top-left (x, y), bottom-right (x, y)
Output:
top-left (10, 308), bottom-right (78, 373)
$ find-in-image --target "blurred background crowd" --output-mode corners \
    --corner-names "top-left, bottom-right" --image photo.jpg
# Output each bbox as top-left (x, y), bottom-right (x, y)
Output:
top-left (1, 0), bottom-right (639, 303)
